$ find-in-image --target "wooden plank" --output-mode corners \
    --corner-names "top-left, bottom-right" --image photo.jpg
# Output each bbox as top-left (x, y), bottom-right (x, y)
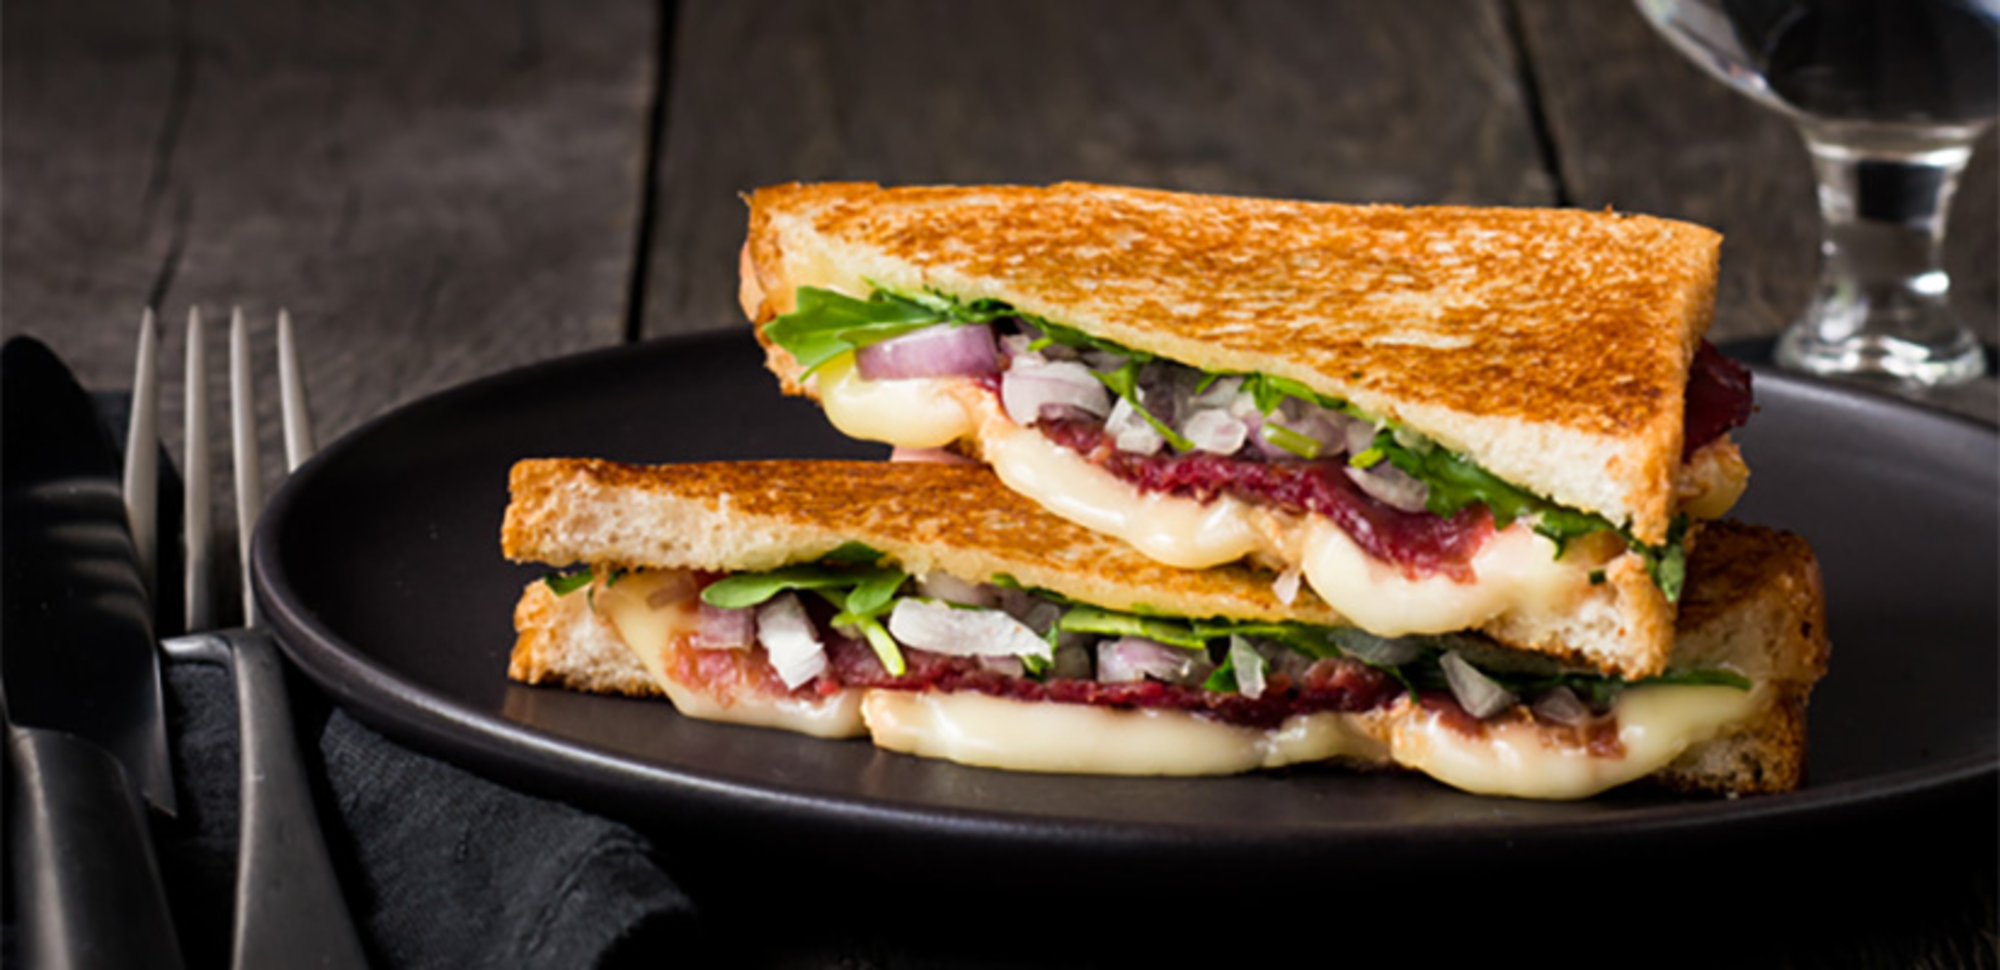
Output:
top-left (3, 0), bottom-right (657, 446)
top-left (1517, 0), bottom-right (1998, 348)
top-left (644, 0), bottom-right (1553, 338)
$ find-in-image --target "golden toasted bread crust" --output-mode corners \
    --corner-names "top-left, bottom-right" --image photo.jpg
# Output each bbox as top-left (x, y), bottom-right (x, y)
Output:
top-left (743, 182), bottom-right (1722, 543)
top-left (504, 458), bottom-right (1344, 625)
top-left (507, 509), bottom-right (1825, 795)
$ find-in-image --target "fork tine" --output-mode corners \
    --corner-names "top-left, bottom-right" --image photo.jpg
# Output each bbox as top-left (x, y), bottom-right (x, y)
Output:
top-left (229, 307), bottom-right (263, 628)
top-left (185, 307), bottom-right (214, 633)
top-left (277, 309), bottom-right (315, 471)
top-left (124, 308), bottom-right (159, 601)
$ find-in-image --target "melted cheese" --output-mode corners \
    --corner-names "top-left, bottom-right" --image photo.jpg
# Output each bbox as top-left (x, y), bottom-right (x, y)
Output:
top-left (815, 354), bottom-right (975, 449)
top-left (1387, 685), bottom-right (1759, 799)
top-left (859, 684), bottom-right (1759, 798)
top-left (1298, 517), bottom-right (1580, 636)
top-left (595, 571), bottom-right (864, 738)
top-left (861, 690), bottom-right (1384, 775)
top-left (815, 365), bottom-right (1608, 634)
top-left (573, 572), bottom-right (1760, 798)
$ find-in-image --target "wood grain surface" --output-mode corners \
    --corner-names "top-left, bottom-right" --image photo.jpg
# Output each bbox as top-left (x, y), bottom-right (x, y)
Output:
top-left (4, 0), bottom-right (656, 450)
top-left (643, 0), bottom-right (1554, 338)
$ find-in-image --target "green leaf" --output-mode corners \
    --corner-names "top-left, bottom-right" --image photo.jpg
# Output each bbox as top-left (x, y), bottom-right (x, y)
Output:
top-left (1093, 358), bottom-right (1195, 452)
top-left (1054, 605), bottom-right (1208, 650)
top-left (820, 541), bottom-right (885, 565)
top-left (700, 562), bottom-right (908, 610)
top-left (1258, 421), bottom-right (1322, 459)
top-left (853, 615), bottom-right (907, 676)
top-left (543, 571), bottom-right (593, 596)
top-left (762, 286), bottom-right (958, 376)
top-left (1630, 516), bottom-right (1690, 603)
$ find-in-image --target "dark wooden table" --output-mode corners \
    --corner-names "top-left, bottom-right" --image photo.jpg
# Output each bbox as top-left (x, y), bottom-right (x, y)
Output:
top-left (6, 2), bottom-right (1995, 967)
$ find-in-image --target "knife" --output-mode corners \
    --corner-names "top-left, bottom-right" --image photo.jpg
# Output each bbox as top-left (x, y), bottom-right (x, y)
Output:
top-left (3, 336), bottom-right (184, 970)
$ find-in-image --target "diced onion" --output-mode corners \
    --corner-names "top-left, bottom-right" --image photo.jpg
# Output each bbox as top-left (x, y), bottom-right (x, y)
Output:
top-left (856, 323), bottom-right (999, 380)
top-left (887, 599), bottom-right (1052, 660)
top-left (1182, 409), bottom-right (1248, 455)
top-left (916, 572), bottom-right (998, 609)
top-left (1106, 397), bottom-right (1164, 455)
top-left (693, 601), bottom-right (755, 650)
top-left (1329, 628), bottom-right (1424, 666)
top-left (1229, 635), bottom-right (1267, 699)
top-left (1532, 685), bottom-right (1592, 726)
top-left (756, 593), bottom-right (826, 689)
top-left (1344, 462), bottom-right (1431, 513)
top-left (1002, 358), bottom-right (1111, 425)
top-left (1440, 650), bottom-right (1519, 719)
top-left (1096, 637), bottom-right (1211, 685)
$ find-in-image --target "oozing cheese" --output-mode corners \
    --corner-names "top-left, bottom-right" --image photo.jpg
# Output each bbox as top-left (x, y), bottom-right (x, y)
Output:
top-left (1387, 685), bottom-right (1759, 799)
top-left (860, 684), bottom-right (1758, 798)
top-left (596, 571), bottom-right (865, 738)
top-left (811, 359), bottom-right (1602, 634)
top-left (816, 355), bottom-right (975, 449)
top-left (861, 690), bottom-right (1387, 775)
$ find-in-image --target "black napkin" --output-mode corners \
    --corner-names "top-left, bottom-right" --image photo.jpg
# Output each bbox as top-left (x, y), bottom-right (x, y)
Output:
top-left (152, 655), bottom-right (694, 970)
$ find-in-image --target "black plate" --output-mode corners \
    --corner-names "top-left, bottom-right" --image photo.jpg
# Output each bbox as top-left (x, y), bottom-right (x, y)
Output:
top-left (257, 332), bottom-right (1997, 908)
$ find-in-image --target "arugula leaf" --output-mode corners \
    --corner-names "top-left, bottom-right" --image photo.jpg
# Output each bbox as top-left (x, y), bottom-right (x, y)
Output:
top-left (543, 571), bottom-right (593, 596)
top-left (762, 287), bottom-right (959, 376)
top-left (1630, 516), bottom-right (1690, 603)
top-left (1054, 605), bottom-right (1208, 650)
top-left (1094, 357), bottom-right (1195, 452)
top-left (700, 562), bottom-right (909, 610)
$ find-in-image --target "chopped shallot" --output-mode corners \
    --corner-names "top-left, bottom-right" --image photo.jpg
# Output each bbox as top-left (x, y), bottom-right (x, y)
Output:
top-left (756, 593), bottom-right (826, 689)
top-left (1440, 650), bottom-right (1518, 719)
top-left (1096, 637), bottom-right (1211, 685)
top-left (856, 323), bottom-right (999, 380)
top-left (693, 601), bottom-right (755, 650)
top-left (886, 599), bottom-right (1052, 661)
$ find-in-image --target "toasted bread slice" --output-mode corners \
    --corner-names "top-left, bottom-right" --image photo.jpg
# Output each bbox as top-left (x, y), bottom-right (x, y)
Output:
top-left (504, 458), bottom-right (1345, 625)
top-left (503, 459), bottom-right (1827, 797)
top-left (740, 181), bottom-right (1724, 546)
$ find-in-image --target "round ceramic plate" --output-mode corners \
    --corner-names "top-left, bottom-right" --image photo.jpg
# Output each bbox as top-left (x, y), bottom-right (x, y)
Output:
top-left (256, 332), bottom-right (1997, 899)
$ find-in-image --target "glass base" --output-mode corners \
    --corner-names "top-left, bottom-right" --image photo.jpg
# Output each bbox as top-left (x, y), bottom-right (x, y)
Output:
top-left (1774, 324), bottom-right (1987, 387)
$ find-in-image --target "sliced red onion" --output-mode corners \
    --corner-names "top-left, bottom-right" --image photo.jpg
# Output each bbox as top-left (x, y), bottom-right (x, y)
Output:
top-left (1532, 685), bottom-right (1592, 726)
top-left (1001, 357), bottom-right (1110, 425)
top-left (1181, 408), bottom-right (1248, 455)
top-left (855, 323), bottom-right (999, 380)
top-left (1228, 635), bottom-right (1267, 699)
top-left (1106, 397), bottom-right (1165, 455)
top-left (977, 656), bottom-right (1026, 677)
top-left (756, 593), bottom-right (825, 689)
top-left (887, 599), bottom-right (1052, 661)
top-left (916, 572), bottom-right (998, 609)
top-left (1096, 637), bottom-right (1211, 685)
top-left (1440, 650), bottom-right (1519, 719)
top-left (693, 601), bottom-right (755, 650)
top-left (1344, 462), bottom-right (1431, 513)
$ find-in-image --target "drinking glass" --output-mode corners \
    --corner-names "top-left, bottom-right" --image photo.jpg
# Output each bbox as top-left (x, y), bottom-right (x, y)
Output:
top-left (1635, 0), bottom-right (1998, 386)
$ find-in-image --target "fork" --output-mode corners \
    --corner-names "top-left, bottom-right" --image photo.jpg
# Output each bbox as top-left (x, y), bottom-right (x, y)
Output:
top-left (128, 306), bottom-right (370, 969)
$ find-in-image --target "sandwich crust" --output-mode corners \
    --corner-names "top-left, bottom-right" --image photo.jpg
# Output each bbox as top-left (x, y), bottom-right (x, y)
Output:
top-left (743, 181), bottom-right (1723, 545)
top-left (504, 458), bottom-right (1346, 626)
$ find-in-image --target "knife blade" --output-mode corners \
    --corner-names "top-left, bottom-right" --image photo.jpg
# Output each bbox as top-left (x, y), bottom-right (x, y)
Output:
top-left (3, 335), bottom-right (183, 969)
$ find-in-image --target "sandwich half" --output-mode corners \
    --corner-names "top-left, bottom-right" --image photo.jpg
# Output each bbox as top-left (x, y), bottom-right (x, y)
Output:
top-left (738, 182), bottom-right (1755, 679)
top-left (502, 459), bottom-right (1825, 799)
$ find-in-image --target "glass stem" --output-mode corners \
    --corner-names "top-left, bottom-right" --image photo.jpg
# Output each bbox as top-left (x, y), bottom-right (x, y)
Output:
top-left (1792, 127), bottom-right (1977, 356)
